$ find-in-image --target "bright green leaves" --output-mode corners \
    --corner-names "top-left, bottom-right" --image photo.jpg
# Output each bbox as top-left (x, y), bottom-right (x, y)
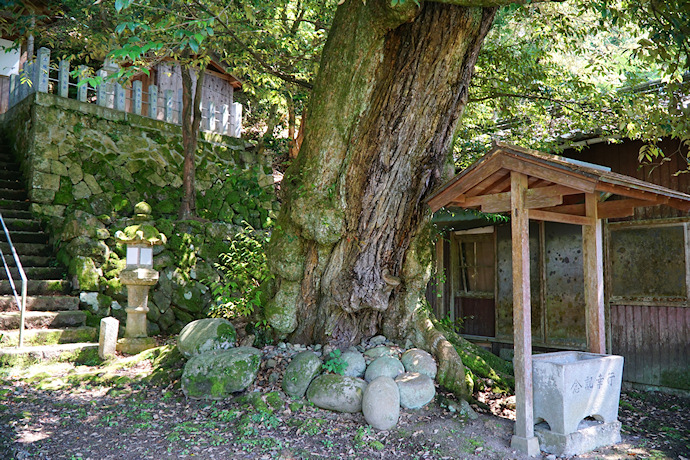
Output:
top-left (114, 0), bottom-right (135, 13)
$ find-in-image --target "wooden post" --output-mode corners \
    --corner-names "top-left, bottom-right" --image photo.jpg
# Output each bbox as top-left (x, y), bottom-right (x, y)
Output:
top-left (164, 89), bottom-right (174, 122)
top-left (36, 47), bottom-right (50, 93)
top-left (510, 171), bottom-right (540, 456)
top-left (148, 84), bottom-right (158, 119)
top-left (77, 66), bottom-right (88, 102)
top-left (58, 59), bottom-right (70, 98)
top-left (583, 193), bottom-right (606, 353)
top-left (132, 80), bottom-right (143, 115)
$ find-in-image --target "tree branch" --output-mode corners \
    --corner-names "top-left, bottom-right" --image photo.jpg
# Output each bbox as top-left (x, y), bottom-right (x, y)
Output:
top-left (427, 0), bottom-right (550, 6)
top-left (192, 0), bottom-right (314, 90)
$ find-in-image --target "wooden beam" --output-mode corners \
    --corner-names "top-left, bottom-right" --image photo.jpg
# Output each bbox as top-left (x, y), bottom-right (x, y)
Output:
top-left (481, 173), bottom-right (512, 195)
top-left (427, 155), bottom-right (505, 212)
top-left (596, 182), bottom-right (669, 204)
top-left (529, 209), bottom-right (592, 226)
top-left (467, 171), bottom-right (510, 197)
top-left (502, 155), bottom-right (598, 193)
top-left (540, 203), bottom-right (586, 215)
top-left (459, 185), bottom-right (581, 213)
top-left (509, 172), bottom-right (539, 453)
top-left (597, 199), bottom-right (657, 219)
top-left (583, 193), bottom-right (606, 353)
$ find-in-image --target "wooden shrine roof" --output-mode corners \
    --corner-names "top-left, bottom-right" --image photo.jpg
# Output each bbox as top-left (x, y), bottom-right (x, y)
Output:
top-left (427, 143), bottom-right (690, 225)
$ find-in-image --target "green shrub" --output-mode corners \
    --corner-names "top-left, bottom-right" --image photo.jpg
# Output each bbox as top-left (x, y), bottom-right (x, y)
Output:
top-left (208, 225), bottom-right (271, 322)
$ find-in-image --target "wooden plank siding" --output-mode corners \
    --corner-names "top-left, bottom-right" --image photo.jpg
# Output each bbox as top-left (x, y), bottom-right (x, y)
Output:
top-left (611, 304), bottom-right (690, 386)
top-left (566, 138), bottom-right (690, 221)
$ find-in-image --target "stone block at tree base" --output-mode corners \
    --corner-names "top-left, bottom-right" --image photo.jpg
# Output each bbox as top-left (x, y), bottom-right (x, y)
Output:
top-left (98, 316), bottom-right (119, 359)
top-left (535, 420), bottom-right (621, 457)
top-left (117, 337), bottom-right (156, 355)
top-left (510, 435), bottom-right (540, 457)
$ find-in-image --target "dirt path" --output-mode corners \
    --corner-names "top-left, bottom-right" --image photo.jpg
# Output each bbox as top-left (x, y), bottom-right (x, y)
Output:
top-left (0, 346), bottom-right (687, 460)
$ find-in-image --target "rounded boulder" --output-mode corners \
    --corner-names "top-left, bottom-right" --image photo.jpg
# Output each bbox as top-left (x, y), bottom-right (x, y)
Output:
top-left (341, 350), bottom-right (366, 378)
top-left (177, 318), bottom-right (236, 358)
top-left (395, 372), bottom-right (435, 409)
top-left (362, 376), bottom-right (400, 431)
top-left (181, 347), bottom-right (261, 399)
top-left (364, 356), bottom-right (405, 382)
top-left (282, 351), bottom-right (322, 398)
top-left (306, 374), bottom-right (367, 413)
top-left (401, 348), bottom-right (437, 379)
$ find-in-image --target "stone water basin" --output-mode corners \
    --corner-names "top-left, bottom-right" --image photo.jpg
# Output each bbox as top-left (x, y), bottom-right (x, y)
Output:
top-left (533, 351), bottom-right (624, 435)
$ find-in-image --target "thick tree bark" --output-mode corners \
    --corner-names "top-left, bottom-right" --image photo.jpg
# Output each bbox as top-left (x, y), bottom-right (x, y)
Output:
top-left (265, 0), bottom-right (496, 397)
top-left (179, 65), bottom-right (205, 220)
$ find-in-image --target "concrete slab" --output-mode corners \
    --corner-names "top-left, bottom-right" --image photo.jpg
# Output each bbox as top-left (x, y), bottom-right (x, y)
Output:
top-left (535, 420), bottom-right (622, 456)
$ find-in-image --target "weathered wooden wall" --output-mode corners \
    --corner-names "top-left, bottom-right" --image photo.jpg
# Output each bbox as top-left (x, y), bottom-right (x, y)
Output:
top-left (567, 138), bottom-right (690, 220)
top-left (611, 304), bottom-right (690, 387)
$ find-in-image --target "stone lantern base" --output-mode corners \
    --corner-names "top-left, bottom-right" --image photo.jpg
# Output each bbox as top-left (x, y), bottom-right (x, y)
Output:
top-left (117, 337), bottom-right (157, 355)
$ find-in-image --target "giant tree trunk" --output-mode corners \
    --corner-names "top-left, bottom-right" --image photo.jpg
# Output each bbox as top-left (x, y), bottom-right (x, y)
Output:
top-left (265, 0), bottom-right (496, 397)
top-left (179, 65), bottom-right (205, 220)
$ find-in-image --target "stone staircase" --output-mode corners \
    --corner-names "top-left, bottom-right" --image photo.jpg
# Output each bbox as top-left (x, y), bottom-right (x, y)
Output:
top-left (0, 141), bottom-right (98, 354)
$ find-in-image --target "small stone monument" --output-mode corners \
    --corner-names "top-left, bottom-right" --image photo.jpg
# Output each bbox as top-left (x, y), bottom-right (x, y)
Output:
top-left (99, 316), bottom-right (119, 359)
top-left (114, 202), bottom-right (167, 355)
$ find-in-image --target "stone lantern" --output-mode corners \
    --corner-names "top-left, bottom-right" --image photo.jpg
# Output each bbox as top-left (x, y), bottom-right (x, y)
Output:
top-left (115, 202), bottom-right (167, 354)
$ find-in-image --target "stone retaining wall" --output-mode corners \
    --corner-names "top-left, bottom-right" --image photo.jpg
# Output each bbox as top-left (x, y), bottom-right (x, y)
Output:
top-left (0, 92), bottom-right (277, 334)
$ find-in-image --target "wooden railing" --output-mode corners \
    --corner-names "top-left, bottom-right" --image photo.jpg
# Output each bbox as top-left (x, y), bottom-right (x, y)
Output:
top-left (5, 47), bottom-right (242, 137)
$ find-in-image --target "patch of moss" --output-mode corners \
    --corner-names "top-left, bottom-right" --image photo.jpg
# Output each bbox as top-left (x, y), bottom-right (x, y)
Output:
top-left (265, 391), bottom-right (284, 410)
top-left (660, 368), bottom-right (690, 390)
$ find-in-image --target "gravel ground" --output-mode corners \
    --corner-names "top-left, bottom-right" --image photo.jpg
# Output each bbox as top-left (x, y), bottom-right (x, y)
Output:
top-left (0, 342), bottom-right (687, 460)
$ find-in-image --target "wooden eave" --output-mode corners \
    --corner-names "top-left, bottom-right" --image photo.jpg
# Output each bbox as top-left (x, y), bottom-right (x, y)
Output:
top-left (427, 142), bottom-right (690, 224)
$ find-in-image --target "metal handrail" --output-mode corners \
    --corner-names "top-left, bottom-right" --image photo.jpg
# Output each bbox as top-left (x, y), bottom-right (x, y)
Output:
top-left (0, 211), bottom-right (27, 348)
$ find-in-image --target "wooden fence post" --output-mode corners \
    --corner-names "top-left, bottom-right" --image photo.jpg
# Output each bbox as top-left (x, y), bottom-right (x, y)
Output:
top-left (58, 59), bottom-right (70, 98)
top-left (77, 65), bottom-right (88, 102)
top-left (164, 89), bottom-right (174, 122)
top-left (132, 80), bottom-right (142, 115)
top-left (36, 47), bottom-right (50, 93)
top-left (148, 85), bottom-right (158, 119)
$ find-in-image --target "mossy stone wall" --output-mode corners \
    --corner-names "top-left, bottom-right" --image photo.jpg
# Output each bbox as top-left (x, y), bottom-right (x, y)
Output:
top-left (0, 92), bottom-right (277, 334)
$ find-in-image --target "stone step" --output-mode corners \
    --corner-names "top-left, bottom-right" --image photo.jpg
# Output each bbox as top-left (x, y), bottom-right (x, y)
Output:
top-left (2, 255), bottom-right (53, 268)
top-left (0, 295), bottom-right (79, 312)
top-left (0, 179), bottom-right (23, 190)
top-left (0, 242), bottom-right (51, 256)
top-left (0, 161), bottom-right (19, 171)
top-left (2, 218), bottom-right (42, 233)
top-left (0, 279), bottom-right (70, 295)
top-left (0, 310), bottom-right (86, 329)
top-left (0, 209), bottom-right (33, 219)
top-left (0, 198), bottom-right (30, 210)
top-left (0, 152), bottom-right (16, 162)
top-left (0, 188), bottom-right (27, 201)
top-left (1, 266), bottom-right (64, 280)
top-left (0, 326), bottom-right (98, 347)
top-left (0, 342), bottom-right (99, 362)
top-left (0, 230), bottom-right (49, 244)
top-left (0, 169), bottom-right (21, 181)
top-left (0, 243), bottom-right (52, 258)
